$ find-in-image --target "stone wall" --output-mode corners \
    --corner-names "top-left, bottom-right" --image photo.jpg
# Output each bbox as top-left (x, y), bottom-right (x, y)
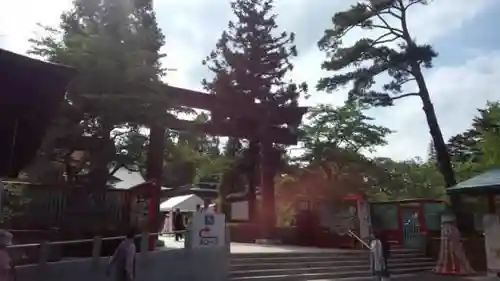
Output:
top-left (15, 247), bottom-right (228, 281)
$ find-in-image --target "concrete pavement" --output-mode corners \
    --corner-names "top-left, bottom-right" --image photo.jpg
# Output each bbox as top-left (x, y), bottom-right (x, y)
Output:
top-left (316, 272), bottom-right (499, 281)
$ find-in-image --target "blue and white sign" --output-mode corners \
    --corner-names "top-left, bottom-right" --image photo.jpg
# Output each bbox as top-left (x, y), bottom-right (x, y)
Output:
top-left (190, 212), bottom-right (225, 248)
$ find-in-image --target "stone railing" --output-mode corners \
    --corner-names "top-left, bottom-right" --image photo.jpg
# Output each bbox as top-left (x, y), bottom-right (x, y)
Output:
top-left (10, 230), bottom-right (229, 281)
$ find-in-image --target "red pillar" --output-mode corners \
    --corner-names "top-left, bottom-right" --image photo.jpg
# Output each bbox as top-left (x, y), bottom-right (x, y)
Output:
top-left (260, 141), bottom-right (276, 239)
top-left (146, 123), bottom-right (165, 250)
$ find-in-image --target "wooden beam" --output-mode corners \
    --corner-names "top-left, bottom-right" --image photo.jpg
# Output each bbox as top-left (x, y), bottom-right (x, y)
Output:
top-left (165, 85), bottom-right (307, 127)
top-left (162, 115), bottom-right (298, 145)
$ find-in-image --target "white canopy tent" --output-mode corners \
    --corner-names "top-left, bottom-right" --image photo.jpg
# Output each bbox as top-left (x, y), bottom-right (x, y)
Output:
top-left (160, 194), bottom-right (204, 212)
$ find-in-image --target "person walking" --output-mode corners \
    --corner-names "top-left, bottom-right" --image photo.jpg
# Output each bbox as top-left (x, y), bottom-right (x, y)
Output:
top-left (173, 208), bottom-right (184, 241)
top-left (106, 229), bottom-right (137, 281)
top-left (0, 230), bottom-right (14, 281)
top-left (370, 232), bottom-right (389, 281)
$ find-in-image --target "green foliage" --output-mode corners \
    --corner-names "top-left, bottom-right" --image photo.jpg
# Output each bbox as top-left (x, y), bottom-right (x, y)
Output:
top-left (448, 101), bottom-right (500, 164)
top-left (202, 0), bottom-right (307, 107)
top-left (299, 103), bottom-right (393, 163)
top-left (369, 157), bottom-right (446, 201)
top-left (450, 101), bottom-right (500, 181)
top-left (0, 183), bottom-right (31, 225)
top-left (447, 130), bottom-right (481, 163)
top-left (30, 0), bottom-right (166, 128)
top-left (202, 0), bottom-right (307, 206)
top-left (28, 0), bottom-right (168, 186)
top-left (317, 0), bottom-right (435, 106)
top-left (317, 0), bottom-right (456, 188)
top-left (296, 103), bottom-right (393, 199)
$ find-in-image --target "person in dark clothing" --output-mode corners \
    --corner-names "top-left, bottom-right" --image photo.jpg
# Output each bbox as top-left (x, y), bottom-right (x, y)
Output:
top-left (173, 208), bottom-right (184, 241)
top-left (378, 231), bottom-right (391, 278)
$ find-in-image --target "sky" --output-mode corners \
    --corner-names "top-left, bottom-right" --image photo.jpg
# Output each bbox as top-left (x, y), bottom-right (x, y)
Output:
top-left (1, 0), bottom-right (500, 161)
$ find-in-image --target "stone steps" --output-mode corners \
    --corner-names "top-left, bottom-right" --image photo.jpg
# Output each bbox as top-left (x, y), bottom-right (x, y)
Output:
top-left (231, 257), bottom-right (433, 271)
top-left (229, 248), bottom-right (433, 281)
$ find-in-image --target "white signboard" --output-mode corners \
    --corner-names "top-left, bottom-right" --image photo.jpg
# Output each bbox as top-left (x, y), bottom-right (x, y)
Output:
top-left (231, 201), bottom-right (249, 221)
top-left (483, 214), bottom-right (500, 274)
top-left (190, 212), bottom-right (225, 248)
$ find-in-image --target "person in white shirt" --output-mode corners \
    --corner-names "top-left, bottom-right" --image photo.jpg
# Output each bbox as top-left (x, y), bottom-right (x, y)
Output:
top-left (370, 232), bottom-right (388, 281)
top-left (107, 229), bottom-right (136, 281)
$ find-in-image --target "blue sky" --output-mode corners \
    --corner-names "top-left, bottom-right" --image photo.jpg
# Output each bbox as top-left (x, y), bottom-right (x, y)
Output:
top-left (1, 0), bottom-right (499, 161)
top-left (433, 4), bottom-right (500, 66)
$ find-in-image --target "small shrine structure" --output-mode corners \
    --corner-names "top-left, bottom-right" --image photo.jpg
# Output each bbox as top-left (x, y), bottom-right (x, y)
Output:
top-left (445, 167), bottom-right (500, 272)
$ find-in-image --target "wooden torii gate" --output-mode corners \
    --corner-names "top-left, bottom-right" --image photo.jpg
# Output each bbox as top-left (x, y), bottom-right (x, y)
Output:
top-left (144, 85), bottom-right (307, 246)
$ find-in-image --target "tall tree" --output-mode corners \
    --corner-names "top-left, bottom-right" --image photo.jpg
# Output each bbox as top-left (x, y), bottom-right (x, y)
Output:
top-left (316, 0), bottom-right (456, 189)
top-left (427, 140), bottom-right (437, 162)
top-left (370, 157), bottom-right (446, 201)
top-left (300, 103), bottom-right (392, 163)
top-left (447, 130), bottom-right (481, 163)
top-left (29, 0), bottom-right (166, 188)
top-left (202, 0), bottom-right (307, 111)
top-left (296, 103), bottom-right (393, 200)
top-left (447, 101), bottom-right (500, 164)
top-left (202, 0), bottom-right (307, 218)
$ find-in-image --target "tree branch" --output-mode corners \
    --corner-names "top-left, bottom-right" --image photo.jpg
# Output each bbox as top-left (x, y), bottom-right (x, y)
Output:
top-left (371, 32), bottom-right (395, 46)
top-left (403, 0), bottom-right (422, 11)
top-left (399, 77), bottom-right (416, 84)
top-left (365, 3), bottom-right (404, 37)
top-left (391, 92), bottom-right (420, 101)
top-left (370, 24), bottom-right (403, 36)
top-left (381, 9), bottom-right (402, 20)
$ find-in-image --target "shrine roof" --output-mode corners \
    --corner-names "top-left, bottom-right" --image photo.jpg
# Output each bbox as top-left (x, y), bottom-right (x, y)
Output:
top-left (0, 49), bottom-right (76, 177)
top-left (448, 167), bottom-right (500, 194)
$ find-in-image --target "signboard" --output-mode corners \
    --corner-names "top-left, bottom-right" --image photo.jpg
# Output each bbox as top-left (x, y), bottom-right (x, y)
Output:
top-left (190, 212), bottom-right (225, 248)
top-left (483, 214), bottom-right (500, 274)
top-left (230, 201), bottom-right (249, 221)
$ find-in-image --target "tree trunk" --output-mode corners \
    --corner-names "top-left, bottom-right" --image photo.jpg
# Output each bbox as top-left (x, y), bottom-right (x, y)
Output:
top-left (400, 8), bottom-right (456, 188)
top-left (87, 126), bottom-right (114, 189)
top-left (247, 141), bottom-right (259, 222)
top-left (413, 67), bottom-right (456, 187)
top-left (400, 8), bottom-right (464, 228)
top-left (412, 65), bottom-right (466, 228)
top-left (260, 140), bottom-right (277, 239)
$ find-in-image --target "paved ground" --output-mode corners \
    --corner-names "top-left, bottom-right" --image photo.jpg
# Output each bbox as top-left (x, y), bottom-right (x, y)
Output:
top-left (393, 273), bottom-right (498, 281)
top-left (317, 273), bottom-right (499, 281)
top-left (158, 235), bottom-right (363, 253)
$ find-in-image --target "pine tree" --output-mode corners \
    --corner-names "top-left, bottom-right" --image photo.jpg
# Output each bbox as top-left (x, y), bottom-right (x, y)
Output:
top-left (316, 0), bottom-right (456, 189)
top-left (202, 0), bottom-right (307, 109)
top-left (29, 0), bottom-right (166, 187)
top-left (202, 0), bottom-right (307, 220)
top-left (448, 101), bottom-right (500, 164)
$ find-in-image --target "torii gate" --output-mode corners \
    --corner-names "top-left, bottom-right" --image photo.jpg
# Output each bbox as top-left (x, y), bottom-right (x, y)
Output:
top-left (144, 85), bottom-right (307, 247)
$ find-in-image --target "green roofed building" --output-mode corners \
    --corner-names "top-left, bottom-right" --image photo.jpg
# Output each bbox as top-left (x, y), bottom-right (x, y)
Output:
top-left (448, 168), bottom-right (500, 195)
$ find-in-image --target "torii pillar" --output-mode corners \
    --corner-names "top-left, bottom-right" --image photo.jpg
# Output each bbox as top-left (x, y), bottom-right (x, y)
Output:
top-left (145, 122), bottom-right (165, 250)
top-left (259, 140), bottom-right (280, 240)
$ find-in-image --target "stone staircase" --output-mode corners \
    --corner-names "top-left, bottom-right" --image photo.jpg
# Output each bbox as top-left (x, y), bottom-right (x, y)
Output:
top-left (230, 248), bottom-right (434, 281)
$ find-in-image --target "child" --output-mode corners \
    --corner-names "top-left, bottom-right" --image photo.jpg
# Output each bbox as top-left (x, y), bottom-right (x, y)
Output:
top-left (370, 232), bottom-right (389, 281)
